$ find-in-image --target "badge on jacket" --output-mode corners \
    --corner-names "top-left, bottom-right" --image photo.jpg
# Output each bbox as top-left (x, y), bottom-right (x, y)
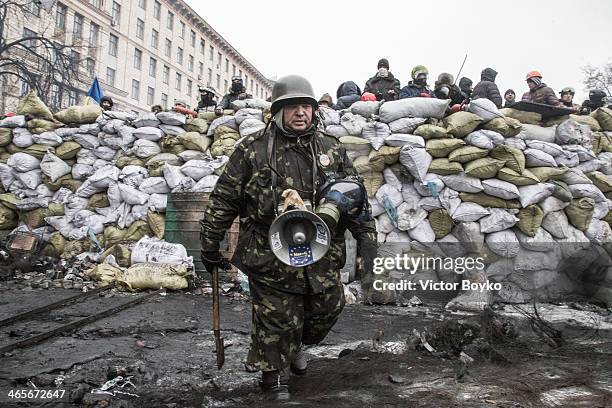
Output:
top-left (319, 154), bottom-right (330, 167)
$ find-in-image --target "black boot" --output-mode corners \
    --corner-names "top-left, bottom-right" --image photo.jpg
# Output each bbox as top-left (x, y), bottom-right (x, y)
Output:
top-left (260, 370), bottom-right (290, 401)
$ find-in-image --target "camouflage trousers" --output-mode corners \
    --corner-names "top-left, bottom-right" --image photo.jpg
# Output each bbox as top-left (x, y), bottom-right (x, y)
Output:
top-left (246, 278), bottom-right (345, 372)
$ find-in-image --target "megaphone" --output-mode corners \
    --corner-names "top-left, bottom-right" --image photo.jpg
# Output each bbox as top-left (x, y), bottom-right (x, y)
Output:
top-left (268, 209), bottom-right (331, 267)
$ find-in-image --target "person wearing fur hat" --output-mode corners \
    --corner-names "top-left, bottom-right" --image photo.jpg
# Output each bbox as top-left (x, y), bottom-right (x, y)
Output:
top-left (433, 73), bottom-right (465, 105)
top-left (364, 58), bottom-right (401, 101)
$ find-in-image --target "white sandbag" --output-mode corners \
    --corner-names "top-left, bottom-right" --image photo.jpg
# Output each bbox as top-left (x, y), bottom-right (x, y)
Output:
top-left (133, 139), bottom-right (161, 158)
top-left (77, 124), bottom-right (100, 135)
top-left (178, 150), bottom-right (208, 162)
top-left (138, 177), bottom-right (169, 194)
top-left (340, 112), bottom-right (367, 136)
top-left (384, 134), bottom-right (425, 148)
top-left (89, 165), bottom-right (120, 188)
top-left (555, 151), bottom-right (580, 168)
top-left (133, 126), bottom-right (163, 142)
top-left (418, 196), bottom-right (443, 211)
top-left (515, 228), bottom-right (555, 252)
top-left (99, 133), bottom-right (125, 150)
top-left (16, 197), bottom-right (49, 211)
top-left (118, 183), bottom-right (150, 205)
top-left (563, 144), bottom-right (596, 162)
top-left (162, 164), bottom-right (188, 190)
top-left (452, 202), bottom-right (490, 222)
top-left (8, 152), bottom-right (40, 172)
top-left (559, 225), bottom-right (591, 258)
top-left (93, 159), bottom-right (110, 170)
top-left (541, 210), bottom-right (570, 239)
top-left (481, 178), bottom-right (520, 200)
top-left (576, 159), bottom-right (602, 173)
top-left (101, 119), bottom-right (124, 134)
top-left (35, 184), bottom-right (54, 197)
top-left (440, 173), bottom-right (483, 193)
top-left (179, 160), bottom-right (215, 181)
top-left (52, 187), bottom-right (73, 204)
top-left (375, 184), bottom-right (403, 209)
top-left (385, 230), bottom-right (411, 243)
top-left (192, 175), bottom-right (219, 192)
top-left (414, 174), bottom-right (444, 197)
top-left (0, 115), bottom-right (26, 128)
top-left (12, 128), bottom-right (34, 148)
top-left (396, 202), bottom-right (428, 231)
top-left (73, 133), bottom-right (100, 149)
top-left (525, 140), bottom-right (564, 157)
top-left (556, 119), bottom-right (590, 145)
top-left (349, 101), bottom-right (381, 118)
top-left (407, 219), bottom-right (435, 243)
top-left (599, 152), bottom-right (612, 175)
top-left (133, 112), bottom-right (160, 128)
top-left (93, 146), bottom-right (117, 161)
top-left (45, 215), bottom-right (70, 231)
top-left (156, 111), bottom-right (186, 126)
top-left (479, 208), bottom-right (519, 233)
top-left (71, 209), bottom-right (96, 228)
top-left (378, 98), bottom-right (450, 123)
top-left (438, 187), bottom-right (461, 215)
top-left (231, 98), bottom-right (271, 111)
top-left (40, 152), bottom-right (71, 182)
top-left (234, 108), bottom-right (264, 125)
top-left (518, 183), bottom-right (555, 207)
top-left (239, 118), bottom-right (265, 137)
top-left (104, 182), bottom-right (120, 209)
top-left (559, 168), bottom-right (592, 185)
top-left (382, 168), bottom-right (402, 191)
top-left (0, 163), bottom-right (15, 189)
top-left (388, 117), bottom-right (427, 134)
top-left (468, 98), bottom-right (504, 122)
top-left (399, 146), bottom-right (432, 182)
top-left (76, 148), bottom-right (96, 165)
top-left (148, 193), bottom-right (168, 212)
top-left (568, 183), bottom-right (606, 203)
top-left (207, 116), bottom-right (237, 136)
top-left (465, 130), bottom-right (503, 150)
top-left (131, 236), bottom-right (191, 265)
top-left (454, 222), bottom-right (485, 253)
top-left (524, 148), bottom-right (557, 167)
top-left (401, 183), bottom-right (420, 207)
top-left (99, 110), bottom-right (137, 122)
top-left (486, 230), bottom-right (520, 258)
top-left (319, 106), bottom-right (341, 126)
top-left (369, 197), bottom-right (385, 217)
top-left (32, 131), bottom-right (62, 147)
top-left (502, 138), bottom-right (526, 151)
top-left (76, 179), bottom-right (105, 198)
top-left (593, 200), bottom-right (609, 219)
top-left (171, 175), bottom-right (195, 193)
top-left (15, 169), bottom-right (41, 189)
top-left (517, 124), bottom-right (556, 143)
top-left (540, 196), bottom-right (570, 214)
top-left (325, 125), bottom-right (349, 137)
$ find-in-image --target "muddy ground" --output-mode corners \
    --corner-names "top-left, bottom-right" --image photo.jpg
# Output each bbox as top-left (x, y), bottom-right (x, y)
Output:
top-left (0, 283), bottom-right (610, 408)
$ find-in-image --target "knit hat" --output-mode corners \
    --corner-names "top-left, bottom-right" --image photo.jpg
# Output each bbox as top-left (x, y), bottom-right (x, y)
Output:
top-left (377, 58), bottom-right (389, 69)
top-left (318, 93), bottom-right (333, 106)
top-left (529, 77), bottom-right (542, 86)
top-left (504, 89), bottom-right (515, 97)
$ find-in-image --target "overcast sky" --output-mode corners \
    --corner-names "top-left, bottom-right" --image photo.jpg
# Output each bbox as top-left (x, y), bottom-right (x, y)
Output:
top-left (190, 0), bottom-right (611, 103)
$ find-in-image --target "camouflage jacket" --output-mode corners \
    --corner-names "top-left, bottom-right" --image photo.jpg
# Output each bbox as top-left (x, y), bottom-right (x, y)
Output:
top-left (200, 125), bottom-right (377, 294)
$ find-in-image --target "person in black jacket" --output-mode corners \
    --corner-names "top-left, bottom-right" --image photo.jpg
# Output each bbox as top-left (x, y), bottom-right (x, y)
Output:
top-left (334, 81), bottom-right (361, 110)
top-left (458, 77), bottom-right (473, 99)
top-left (503, 89), bottom-right (516, 107)
top-left (433, 73), bottom-right (465, 106)
top-left (364, 58), bottom-right (401, 101)
top-left (215, 76), bottom-right (252, 114)
top-left (471, 68), bottom-right (502, 108)
top-left (580, 89), bottom-right (609, 114)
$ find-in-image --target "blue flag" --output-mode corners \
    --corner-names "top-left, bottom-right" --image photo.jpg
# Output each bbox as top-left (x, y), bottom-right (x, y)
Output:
top-left (87, 77), bottom-right (104, 103)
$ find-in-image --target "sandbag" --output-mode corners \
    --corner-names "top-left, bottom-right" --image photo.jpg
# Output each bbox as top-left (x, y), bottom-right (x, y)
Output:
top-left (180, 160), bottom-right (215, 181)
top-left (40, 152), bottom-right (71, 182)
top-left (55, 104), bottom-right (102, 124)
top-left (490, 145), bottom-right (525, 173)
top-left (340, 112), bottom-right (367, 136)
top-left (524, 148), bottom-right (557, 167)
top-left (444, 111), bottom-right (482, 138)
top-left (399, 146), bottom-right (432, 182)
top-left (439, 173), bottom-right (483, 193)
top-left (349, 101), bottom-right (381, 118)
top-left (361, 121), bottom-right (391, 150)
top-left (499, 108), bottom-right (541, 125)
top-left (7, 152), bottom-right (40, 172)
top-left (428, 209), bottom-right (453, 239)
top-left (479, 208), bottom-right (519, 233)
top-left (592, 107), bottom-right (612, 131)
top-left (516, 204), bottom-right (545, 237)
top-left (464, 158), bottom-right (506, 179)
top-left (414, 124), bottom-right (448, 139)
top-left (133, 139), bottom-right (161, 158)
top-left (542, 210), bottom-right (570, 239)
top-left (428, 158), bottom-right (464, 175)
top-left (529, 166), bottom-right (568, 182)
top-left (407, 219), bottom-right (436, 243)
top-left (502, 138), bottom-right (527, 151)
top-left (119, 183), bottom-right (150, 205)
top-left (147, 210), bottom-right (165, 239)
top-left (556, 119), bottom-right (591, 145)
top-left (518, 183), bottom-right (555, 207)
top-left (585, 218), bottom-right (612, 245)
top-left (483, 116), bottom-right (522, 137)
top-left (425, 138), bottom-right (465, 158)
top-left (465, 130), bottom-right (504, 150)
top-left (156, 111), bottom-right (186, 126)
top-left (481, 178), bottom-right (520, 199)
top-left (16, 91), bottom-right (53, 120)
top-left (452, 202), bottom-right (489, 222)
top-left (378, 98), bottom-right (450, 123)
top-left (239, 118), bottom-right (265, 137)
top-left (384, 134), bottom-right (425, 148)
top-left (369, 146), bottom-right (401, 165)
top-left (468, 98), bottom-right (504, 122)
top-left (388, 117), bottom-right (427, 134)
top-left (459, 192), bottom-right (521, 209)
top-left (396, 202), bottom-right (427, 231)
top-left (517, 124), bottom-right (557, 143)
top-left (568, 183), bottom-right (606, 202)
top-left (486, 230), bottom-right (520, 258)
top-left (454, 222), bottom-right (484, 253)
top-left (564, 198), bottom-right (595, 232)
top-left (448, 146), bottom-right (488, 163)
top-left (120, 262), bottom-right (190, 291)
top-left (325, 125), bottom-right (349, 137)
top-left (587, 171), bottom-right (612, 193)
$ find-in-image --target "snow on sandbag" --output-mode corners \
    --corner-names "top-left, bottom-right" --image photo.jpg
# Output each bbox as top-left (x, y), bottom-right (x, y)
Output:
top-left (234, 108), bottom-right (263, 125)
top-left (8, 152), bottom-right (40, 172)
top-left (407, 219), bottom-right (435, 243)
top-left (481, 178), bottom-right (520, 200)
top-left (192, 175), bottom-right (219, 192)
top-left (118, 183), bottom-right (150, 205)
top-left (32, 131), bottom-right (62, 147)
top-left (541, 210), bottom-right (570, 239)
top-left (156, 111), bottom-right (186, 126)
top-left (518, 183), bottom-right (555, 207)
top-left (89, 165), bottom-right (120, 188)
top-left (516, 228), bottom-right (555, 252)
top-left (486, 230), bottom-right (520, 258)
top-left (133, 126), bottom-right (163, 142)
top-left (465, 130), bottom-right (504, 150)
top-left (524, 148), bottom-right (557, 167)
top-left (439, 173), bottom-right (483, 193)
top-left (231, 98), bottom-right (271, 110)
top-left (525, 140), bottom-right (565, 157)
top-left (0, 115), bottom-right (26, 128)
top-left (556, 119), bottom-right (591, 146)
top-left (375, 184), bottom-right (403, 209)
top-left (73, 133), bottom-right (100, 149)
top-left (452, 202), bottom-right (489, 222)
top-left (207, 115), bottom-right (237, 136)
top-left (40, 151), bottom-right (71, 182)
top-left (361, 121), bottom-right (391, 150)
top-left (239, 118), bottom-right (265, 137)
top-left (180, 160), bottom-right (215, 181)
top-left (133, 112), bottom-right (160, 128)
top-left (384, 134), bottom-right (425, 148)
top-left (12, 128), bottom-right (34, 148)
top-left (388, 117), bottom-right (427, 134)
top-left (479, 208), bottom-right (519, 233)
top-left (139, 177), bottom-right (170, 194)
top-left (378, 98), bottom-right (450, 123)
top-left (454, 221), bottom-right (484, 253)
top-left (148, 193), bottom-right (167, 211)
top-left (517, 124), bottom-right (556, 143)
top-left (399, 146), bottom-right (432, 182)
top-left (468, 98), bottom-right (504, 122)
top-left (340, 112), bottom-right (367, 136)
top-left (319, 106), bottom-right (341, 126)
top-left (349, 101), bottom-right (381, 118)
top-left (568, 183), bottom-right (606, 202)
top-left (132, 139), bottom-right (161, 158)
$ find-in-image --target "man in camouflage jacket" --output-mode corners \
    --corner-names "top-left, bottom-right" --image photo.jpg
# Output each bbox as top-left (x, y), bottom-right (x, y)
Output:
top-left (200, 75), bottom-right (377, 399)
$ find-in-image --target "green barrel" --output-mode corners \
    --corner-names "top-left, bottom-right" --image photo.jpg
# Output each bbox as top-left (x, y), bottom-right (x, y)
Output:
top-left (165, 192), bottom-right (238, 276)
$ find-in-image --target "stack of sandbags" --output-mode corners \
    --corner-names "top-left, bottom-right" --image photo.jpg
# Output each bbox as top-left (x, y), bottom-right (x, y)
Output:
top-left (328, 98), bottom-right (612, 308)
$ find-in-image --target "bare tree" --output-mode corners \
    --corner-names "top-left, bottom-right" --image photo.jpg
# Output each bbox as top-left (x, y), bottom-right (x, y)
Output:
top-left (582, 60), bottom-right (612, 97)
top-left (0, 0), bottom-right (92, 110)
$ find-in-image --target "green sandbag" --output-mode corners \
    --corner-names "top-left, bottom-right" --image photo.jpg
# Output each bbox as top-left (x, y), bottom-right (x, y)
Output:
top-left (213, 125), bottom-right (239, 141)
top-left (179, 132), bottom-right (211, 152)
top-left (425, 138), bottom-right (465, 158)
top-left (448, 146), bottom-right (488, 163)
top-left (101, 244), bottom-right (132, 268)
top-left (550, 180), bottom-right (573, 202)
top-left (586, 171), bottom-right (612, 193)
top-left (61, 240), bottom-right (87, 260)
top-left (529, 166), bottom-right (568, 182)
top-left (565, 198), bottom-right (595, 232)
top-left (54, 104), bottom-right (102, 125)
top-left (362, 171), bottom-right (384, 197)
top-left (414, 124), bottom-right (448, 139)
top-left (123, 220), bottom-right (152, 242)
top-left (0, 193), bottom-right (18, 210)
top-left (428, 209), bottom-right (453, 239)
top-left (184, 118), bottom-right (210, 134)
top-left (198, 111), bottom-right (217, 122)
top-left (42, 232), bottom-right (66, 258)
top-left (87, 193), bottom-right (110, 209)
top-left (516, 205), bottom-right (544, 237)
top-left (55, 141), bottom-right (81, 160)
top-left (0, 204), bottom-right (17, 230)
top-left (0, 128), bottom-right (12, 147)
top-left (353, 155), bottom-right (385, 173)
top-left (499, 108), bottom-right (541, 125)
top-left (16, 91), bottom-right (54, 120)
top-left (104, 226), bottom-right (127, 248)
top-left (464, 158), bottom-right (506, 179)
top-left (428, 158), bottom-right (464, 175)
top-left (592, 107), bottom-right (612, 131)
top-left (459, 192), bottom-right (521, 209)
top-left (24, 144), bottom-right (53, 159)
top-left (497, 167), bottom-right (540, 186)
top-left (483, 116), bottom-right (522, 137)
top-left (443, 111), bottom-right (482, 138)
top-left (160, 135), bottom-right (187, 155)
top-left (147, 210), bottom-right (165, 239)
top-left (490, 145), bottom-right (525, 174)
top-left (116, 156), bottom-right (145, 168)
top-left (27, 118), bottom-right (60, 134)
top-left (369, 146), bottom-right (401, 165)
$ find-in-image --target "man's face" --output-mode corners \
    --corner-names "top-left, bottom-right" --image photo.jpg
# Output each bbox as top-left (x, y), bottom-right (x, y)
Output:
top-left (561, 93), bottom-right (573, 102)
top-left (527, 80), bottom-right (537, 90)
top-left (283, 104), bottom-right (313, 133)
top-left (101, 101), bottom-right (112, 110)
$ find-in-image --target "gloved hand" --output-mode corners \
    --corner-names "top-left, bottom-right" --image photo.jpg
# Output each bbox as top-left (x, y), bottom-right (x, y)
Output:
top-left (419, 92), bottom-right (431, 98)
top-left (201, 251), bottom-right (232, 273)
top-left (450, 104), bottom-right (463, 113)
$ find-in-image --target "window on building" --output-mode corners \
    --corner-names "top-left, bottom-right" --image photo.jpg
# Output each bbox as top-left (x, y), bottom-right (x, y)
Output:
top-left (111, 1), bottom-right (121, 26)
top-left (56, 3), bottom-right (67, 30)
top-left (239, 69), bottom-right (242, 78)
top-left (190, 30), bottom-right (196, 47)
top-left (163, 65), bottom-right (169, 84)
top-left (50, 84), bottom-right (60, 108)
top-left (200, 39), bottom-right (205, 55)
top-left (70, 50), bottom-right (80, 70)
top-left (161, 93), bottom-right (168, 109)
top-left (179, 21), bottom-right (185, 38)
top-left (23, 28), bottom-right (37, 48)
top-left (153, 0), bottom-right (161, 19)
top-left (188, 55), bottom-right (194, 72)
top-left (225, 58), bottom-right (229, 73)
top-left (89, 23), bottom-right (99, 46)
top-left (217, 52), bottom-right (222, 67)
top-left (131, 79), bottom-right (140, 100)
top-left (91, 0), bottom-right (103, 9)
top-left (232, 64), bottom-right (236, 76)
top-left (73, 13), bottom-right (84, 38)
top-left (250, 79), bottom-right (254, 92)
top-left (245, 74), bottom-right (249, 90)
top-left (136, 19), bottom-right (144, 39)
top-left (216, 74), bottom-right (220, 90)
top-left (108, 33), bottom-right (118, 56)
top-left (207, 68), bottom-right (212, 86)
top-left (68, 90), bottom-right (78, 106)
top-left (106, 67), bottom-right (116, 86)
top-left (167, 11), bottom-right (174, 30)
top-left (198, 62), bottom-right (204, 77)
top-left (133, 48), bottom-right (142, 70)
top-left (175, 73), bottom-right (182, 91)
top-left (164, 39), bottom-right (171, 57)
top-left (151, 29), bottom-right (159, 49)
top-left (28, 1), bottom-right (41, 16)
top-left (209, 45), bottom-right (214, 61)
top-left (224, 80), bottom-right (228, 92)
top-left (187, 79), bottom-right (192, 96)
top-left (86, 58), bottom-right (95, 77)
top-left (149, 57), bottom-right (157, 77)
top-left (139, 0), bottom-right (147, 10)
top-left (256, 83), bottom-right (259, 98)
top-left (147, 86), bottom-right (154, 105)
top-left (177, 47), bottom-right (183, 64)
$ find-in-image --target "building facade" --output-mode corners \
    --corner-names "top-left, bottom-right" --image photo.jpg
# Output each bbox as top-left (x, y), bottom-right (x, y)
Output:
top-left (0, 0), bottom-right (273, 113)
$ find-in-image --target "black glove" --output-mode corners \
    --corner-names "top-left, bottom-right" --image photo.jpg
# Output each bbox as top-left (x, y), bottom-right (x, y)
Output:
top-left (201, 251), bottom-right (232, 273)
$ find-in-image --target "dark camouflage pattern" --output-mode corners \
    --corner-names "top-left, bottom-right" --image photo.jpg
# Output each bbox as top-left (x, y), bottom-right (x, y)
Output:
top-left (246, 278), bottom-right (345, 371)
top-left (200, 125), bottom-right (378, 294)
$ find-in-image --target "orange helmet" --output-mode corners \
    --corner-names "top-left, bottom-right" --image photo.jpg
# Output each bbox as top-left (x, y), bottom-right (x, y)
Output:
top-left (360, 92), bottom-right (377, 102)
top-left (526, 70), bottom-right (542, 80)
